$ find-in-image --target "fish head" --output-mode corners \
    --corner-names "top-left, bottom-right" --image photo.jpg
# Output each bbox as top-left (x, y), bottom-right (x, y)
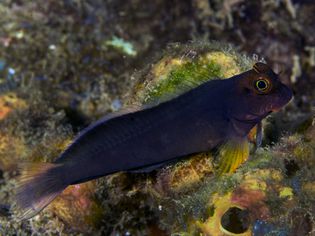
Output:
top-left (227, 62), bottom-right (293, 136)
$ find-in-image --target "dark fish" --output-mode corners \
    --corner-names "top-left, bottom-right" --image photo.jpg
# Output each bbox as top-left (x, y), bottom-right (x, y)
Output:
top-left (16, 62), bottom-right (292, 219)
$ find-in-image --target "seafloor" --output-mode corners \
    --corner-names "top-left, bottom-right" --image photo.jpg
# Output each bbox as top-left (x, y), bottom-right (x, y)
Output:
top-left (0, 0), bottom-right (314, 235)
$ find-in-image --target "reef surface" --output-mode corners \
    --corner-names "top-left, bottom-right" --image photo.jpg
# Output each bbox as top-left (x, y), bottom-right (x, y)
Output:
top-left (0, 1), bottom-right (314, 235)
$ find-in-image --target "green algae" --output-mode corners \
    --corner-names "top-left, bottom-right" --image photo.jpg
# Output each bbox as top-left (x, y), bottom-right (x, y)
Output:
top-left (134, 42), bottom-right (256, 106)
top-left (144, 58), bottom-right (222, 103)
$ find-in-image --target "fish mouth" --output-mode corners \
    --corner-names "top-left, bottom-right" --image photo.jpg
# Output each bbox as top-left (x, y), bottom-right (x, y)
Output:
top-left (274, 84), bottom-right (293, 109)
top-left (231, 110), bottom-right (267, 124)
top-left (271, 107), bottom-right (280, 112)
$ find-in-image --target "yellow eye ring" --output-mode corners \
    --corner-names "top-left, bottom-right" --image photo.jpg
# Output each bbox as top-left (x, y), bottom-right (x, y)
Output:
top-left (255, 78), bottom-right (270, 92)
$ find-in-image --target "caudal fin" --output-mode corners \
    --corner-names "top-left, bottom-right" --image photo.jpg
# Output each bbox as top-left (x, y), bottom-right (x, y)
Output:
top-left (15, 162), bottom-right (67, 220)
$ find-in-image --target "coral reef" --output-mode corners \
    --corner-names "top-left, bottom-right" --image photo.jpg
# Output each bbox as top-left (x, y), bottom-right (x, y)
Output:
top-left (1, 41), bottom-right (314, 236)
top-left (152, 119), bottom-right (315, 235)
top-left (0, 0), bottom-right (314, 235)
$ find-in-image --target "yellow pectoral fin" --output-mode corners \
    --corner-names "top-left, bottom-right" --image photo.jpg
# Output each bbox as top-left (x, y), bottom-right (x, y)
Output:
top-left (247, 125), bottom-right (257, 143)
top-left (247, 121), bottom-right (263, 148)
top-left (216, 138), bottom-right (250, 175)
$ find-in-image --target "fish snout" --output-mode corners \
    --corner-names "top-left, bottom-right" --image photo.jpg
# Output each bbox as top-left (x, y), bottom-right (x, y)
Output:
top-left (271, 84), bottom-right (293, 112)
top-left (282, 83), bottom-right (293, 103)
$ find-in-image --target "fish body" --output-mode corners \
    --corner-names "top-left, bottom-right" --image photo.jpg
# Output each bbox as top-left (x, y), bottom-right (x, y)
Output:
top-left (57, 79), bottom-right (230, 184)
top-left (16, 63), bottom-right (293, 219)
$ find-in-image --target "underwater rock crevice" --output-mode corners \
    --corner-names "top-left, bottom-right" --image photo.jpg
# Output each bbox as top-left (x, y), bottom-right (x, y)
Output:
top-left (221, 206), bottom-right (250, 234)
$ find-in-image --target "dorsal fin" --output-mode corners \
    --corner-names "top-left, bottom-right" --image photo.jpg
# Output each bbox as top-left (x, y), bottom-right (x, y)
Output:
top-left (54, 105), bottom-right (143, 164)
top-left (253, 62), bottom-right (272, 74)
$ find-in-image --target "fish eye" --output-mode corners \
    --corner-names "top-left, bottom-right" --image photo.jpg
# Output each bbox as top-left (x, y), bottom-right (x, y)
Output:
top-left (255, 78), bottom-right (271, 93)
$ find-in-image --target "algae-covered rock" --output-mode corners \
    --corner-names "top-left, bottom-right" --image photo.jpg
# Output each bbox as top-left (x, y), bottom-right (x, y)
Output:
top-left (49, 181), bottom-right (104, 232)
top-left (0, 92), bottom-right (26, 120)
top-left (152, 119), bottom-right (315, 235)
top-left (0, 36), bottom-right (313, 235)
top-left (155, 153), bottom-right (214, 195)
top-left (132, 42), bottom-right (256, 105)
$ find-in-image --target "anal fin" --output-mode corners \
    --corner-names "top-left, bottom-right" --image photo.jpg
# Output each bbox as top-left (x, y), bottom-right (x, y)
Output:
top-left (127, 160), bottom-right (175, 173)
